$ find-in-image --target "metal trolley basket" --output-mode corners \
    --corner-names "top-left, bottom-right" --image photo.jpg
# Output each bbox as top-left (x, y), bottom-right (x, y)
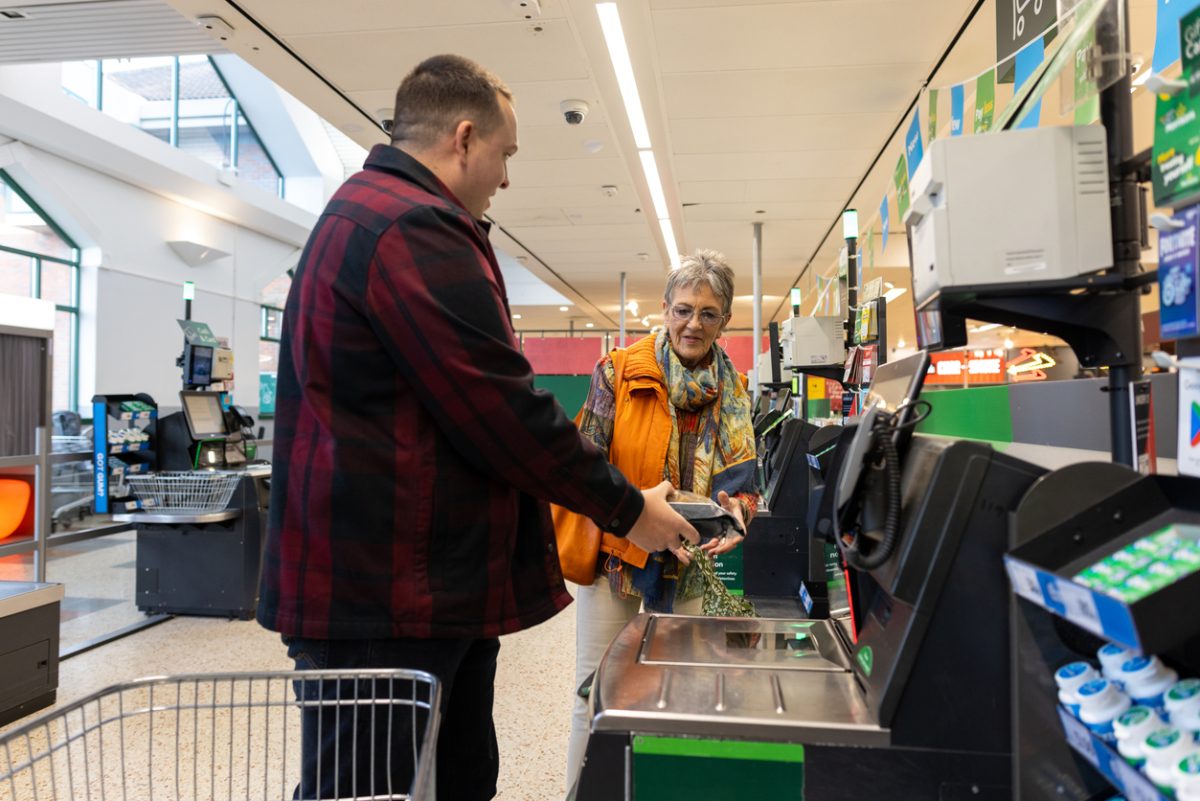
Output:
top-left (126, 471), bottom-right (242, 514)
top-left (0, 669), bottom-right (441, 801)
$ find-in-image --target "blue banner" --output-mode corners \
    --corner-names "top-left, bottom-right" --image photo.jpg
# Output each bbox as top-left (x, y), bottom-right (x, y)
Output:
top-left (880, 196), bottom-right (889, 254)
top-left (905, 110), bottom-right (924, 179)
top-left (950, 84), bottom-right (964, 136)
top-left (1154, 0), bottom-right (1193, 72)
top-left (1159, 204), bottom-right (1200, 340)
top-left (1014, 38), bottom-right (1045, 130)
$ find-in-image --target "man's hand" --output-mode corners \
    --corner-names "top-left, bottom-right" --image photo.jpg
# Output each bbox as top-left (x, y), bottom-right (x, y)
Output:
top-left (700, 490), bottom-right (746, 557)
top-left (626, 481), bottom-right (699, 555)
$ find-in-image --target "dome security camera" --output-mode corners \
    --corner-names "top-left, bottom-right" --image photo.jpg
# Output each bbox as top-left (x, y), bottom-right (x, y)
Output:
top-left (560, 99), bottom-right (589, 125)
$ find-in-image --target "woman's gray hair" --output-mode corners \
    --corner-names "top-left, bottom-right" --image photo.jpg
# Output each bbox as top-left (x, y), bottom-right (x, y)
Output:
top-left (663, 249), bottom-right (736, 315)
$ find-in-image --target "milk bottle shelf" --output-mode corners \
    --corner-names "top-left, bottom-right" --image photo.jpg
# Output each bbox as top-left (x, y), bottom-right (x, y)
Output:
top-left (1057, 707), bottom-right (1170, 801)
top-left (1004, 475), bottom-right (1200, 655)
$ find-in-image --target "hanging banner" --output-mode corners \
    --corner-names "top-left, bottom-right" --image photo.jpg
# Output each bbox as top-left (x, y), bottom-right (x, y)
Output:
top-left (928, 88), bottom-right (939, 141)
top-left (1151, 95), bottom-right (1200, 208)
top-left (894, 155), bottom-right (911, 220)
top-left (864, 225), bottom-right (874, 269)
top-left (905, 110), bottom-right (924, 179)
top-left (1014, 37), bottom-right (1045, 129)
top-left (1073, 26), bottom-right (1100, 125)
top-left (950, 84), bottom-right (965, 136)
top-left (1158, 203), bottom-right (1200, 340)
top-left (880, 195), bottom-right (890, 254)
top-left (996, 0), bottom-right (1057, 82)
top-left (975, 69), bottom-right (996, 133)
top-left (1155, 0), bottom-right (1195, 72)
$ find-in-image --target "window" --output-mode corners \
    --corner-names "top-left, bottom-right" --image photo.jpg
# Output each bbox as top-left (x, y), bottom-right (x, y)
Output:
top-left (62, 56), bottom-right (284, 198)
top-left (0, 172), bottom-right (81, 412)
top-left (259, 272), bottom-right (291, 416)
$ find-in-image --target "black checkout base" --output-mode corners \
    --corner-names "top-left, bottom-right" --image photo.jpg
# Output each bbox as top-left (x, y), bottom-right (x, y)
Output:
top-left (117, 470), bottom-right (269, 620)
top-left (0, 582), bottom-right (63, 728)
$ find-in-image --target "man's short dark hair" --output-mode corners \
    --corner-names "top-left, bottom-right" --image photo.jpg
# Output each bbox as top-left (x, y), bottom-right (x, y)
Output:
top-left (390, 54), bottom-right (513, 149)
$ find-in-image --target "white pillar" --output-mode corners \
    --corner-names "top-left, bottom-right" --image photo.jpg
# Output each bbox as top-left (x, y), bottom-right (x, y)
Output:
top-left (751, 222), bottom-right (763, 404)
top-left (619, 271), bottom-right (627, 348)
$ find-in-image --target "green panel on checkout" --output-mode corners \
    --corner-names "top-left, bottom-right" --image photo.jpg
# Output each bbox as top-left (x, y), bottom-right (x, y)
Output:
top-left (633, 736), bottom-right (805, 801)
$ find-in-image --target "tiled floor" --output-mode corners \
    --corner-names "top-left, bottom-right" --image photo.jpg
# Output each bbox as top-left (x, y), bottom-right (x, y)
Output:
top-left (2, 585), bottom-right (580, 801)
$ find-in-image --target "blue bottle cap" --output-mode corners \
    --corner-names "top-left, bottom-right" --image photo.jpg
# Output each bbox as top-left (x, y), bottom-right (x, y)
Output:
top-left (1078, 679), bottom-right (1110, 697)
top-left (1121, 656), bottom-right (1151, 673)
top-left (1101, 643), bottom-right (1128, 656)
top-left (1057, 662), bottom-right (1091, 679)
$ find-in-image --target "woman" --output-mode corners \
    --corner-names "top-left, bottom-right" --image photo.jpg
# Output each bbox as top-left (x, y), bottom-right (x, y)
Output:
top-left (554, 248), bottom-right (760, 786)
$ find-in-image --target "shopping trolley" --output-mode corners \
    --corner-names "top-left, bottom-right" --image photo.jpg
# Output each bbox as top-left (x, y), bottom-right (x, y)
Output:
top-left (0, 669), bottom-right (441, 801)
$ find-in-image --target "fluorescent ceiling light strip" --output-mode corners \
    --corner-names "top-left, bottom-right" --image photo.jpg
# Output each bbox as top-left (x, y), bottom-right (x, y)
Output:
top-left (596, 3), bottom-right (652, 149)
top-left (659, 217), bottom-right (681, 269)
top-left (638, 150), bottom-right (671, 221)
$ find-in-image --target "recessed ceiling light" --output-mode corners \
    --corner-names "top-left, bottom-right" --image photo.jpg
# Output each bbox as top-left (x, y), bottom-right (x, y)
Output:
top-left (512, 313), bottom-right (522, 319)
top-left (585, 322), bottom-right (595, 328)
top-left (559, 306), bottom-right (569, 312)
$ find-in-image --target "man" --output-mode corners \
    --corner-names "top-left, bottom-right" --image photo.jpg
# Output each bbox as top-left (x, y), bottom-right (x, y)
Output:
top-left (257, 54), bottom-right (697, 801)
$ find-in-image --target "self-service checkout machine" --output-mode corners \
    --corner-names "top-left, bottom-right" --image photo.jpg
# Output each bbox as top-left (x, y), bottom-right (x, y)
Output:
top-left (114, 327), bottom-right (269, 619)
top-left (572, 352), bottom-right (1049, 800)
top-left (571, 119), bottom-right (1132, 799)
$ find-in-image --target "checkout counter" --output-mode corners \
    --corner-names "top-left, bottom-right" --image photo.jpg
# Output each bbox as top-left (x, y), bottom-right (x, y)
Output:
top-left (573, 352), bottom-right (1047, 800)
top-left (116, 390), bottom-right (269, 619)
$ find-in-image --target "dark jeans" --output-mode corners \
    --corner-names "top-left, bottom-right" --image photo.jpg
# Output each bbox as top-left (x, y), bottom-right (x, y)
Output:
top-left (285, 635), bottom-right (501, 801)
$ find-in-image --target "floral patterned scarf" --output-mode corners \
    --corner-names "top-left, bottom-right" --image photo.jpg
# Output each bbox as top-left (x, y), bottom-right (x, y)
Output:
top-left (621, 331), bottom-right (757, 612)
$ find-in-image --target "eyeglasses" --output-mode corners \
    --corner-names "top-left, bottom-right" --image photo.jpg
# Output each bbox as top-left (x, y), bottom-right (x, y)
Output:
top-left (666, 305), bottom-right (726, 328)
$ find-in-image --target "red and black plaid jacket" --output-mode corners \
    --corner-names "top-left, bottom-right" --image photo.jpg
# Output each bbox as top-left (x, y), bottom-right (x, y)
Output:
top-left (257, 145), bottom-right (643, 640)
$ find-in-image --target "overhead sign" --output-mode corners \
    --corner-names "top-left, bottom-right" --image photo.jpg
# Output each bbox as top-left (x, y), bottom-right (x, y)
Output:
top-left (1007, 348), bottom-right (1056, 382)
top-left (925, 351), bottom-right (1007, 386)
top-left (996, 0), bottom-right (1057, 81)
top-left (177, 319), bottom-right (219, 347)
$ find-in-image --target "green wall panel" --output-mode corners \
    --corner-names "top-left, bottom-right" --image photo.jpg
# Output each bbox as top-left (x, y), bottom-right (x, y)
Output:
top-left (534, 374), bottom-right (592, 420)
top-left (916, 385), bottom-right (1014, 443)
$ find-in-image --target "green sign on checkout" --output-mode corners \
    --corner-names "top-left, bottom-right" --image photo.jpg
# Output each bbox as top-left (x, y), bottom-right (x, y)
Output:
top-left (857, 645), bottom-right (874, 677)
top-left (1153, 5), bottom-right (1200, 208)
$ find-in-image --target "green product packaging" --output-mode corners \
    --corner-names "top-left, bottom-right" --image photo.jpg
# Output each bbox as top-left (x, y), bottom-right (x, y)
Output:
top-left (1090, 561), bottom-right (1132, 583)
top-left (1110, 549), bottom-right (1153, 570)
top-left (1074, 569), bottom-right (1109, 590)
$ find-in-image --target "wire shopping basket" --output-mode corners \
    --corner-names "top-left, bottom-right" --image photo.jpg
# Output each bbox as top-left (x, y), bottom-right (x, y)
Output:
top-left (126, 471), bottom-right (242, 513)
top-left (0, 669), bottom-right (441, 801)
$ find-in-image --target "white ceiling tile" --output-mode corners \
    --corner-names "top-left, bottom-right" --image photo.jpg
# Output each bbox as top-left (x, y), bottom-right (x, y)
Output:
top-left (670, 112), bottom-right (897, 154)
top-left (673, 150), bottom-right (872, 182)
top-left (682, 200), bottom-right (843, 222)
top-left (507, 157), bottom-right (632, 187)
top-left (248, 0), bottom-right (566, 37)
top-left (289, 19), bottom-right (588, 93)
top-left (662, 65), bottom-right (928, 118)
top-left (492, 185), bottom-right (642, 208)
top-left (560, 206), bottom-right (651, 225)
top-left (490, 208), bottom-right (573, 226)
top-left (651, 1), bottom-right (973, 72)
top-left (516, 125), bottom-right (618, 160)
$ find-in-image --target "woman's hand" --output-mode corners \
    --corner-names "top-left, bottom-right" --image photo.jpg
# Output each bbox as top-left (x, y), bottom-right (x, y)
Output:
top-left (701, 491), bottom-right (745, 556)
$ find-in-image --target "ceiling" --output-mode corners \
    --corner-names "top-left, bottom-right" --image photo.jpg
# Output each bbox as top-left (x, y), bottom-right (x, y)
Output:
top-left (138, 0), bottom-right (980, 331)
top-left (0, 0), bottom-right (1166, 344)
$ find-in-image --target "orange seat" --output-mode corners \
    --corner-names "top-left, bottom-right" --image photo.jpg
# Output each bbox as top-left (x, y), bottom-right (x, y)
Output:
top-left (0, 479), bottom-right (31, 540)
